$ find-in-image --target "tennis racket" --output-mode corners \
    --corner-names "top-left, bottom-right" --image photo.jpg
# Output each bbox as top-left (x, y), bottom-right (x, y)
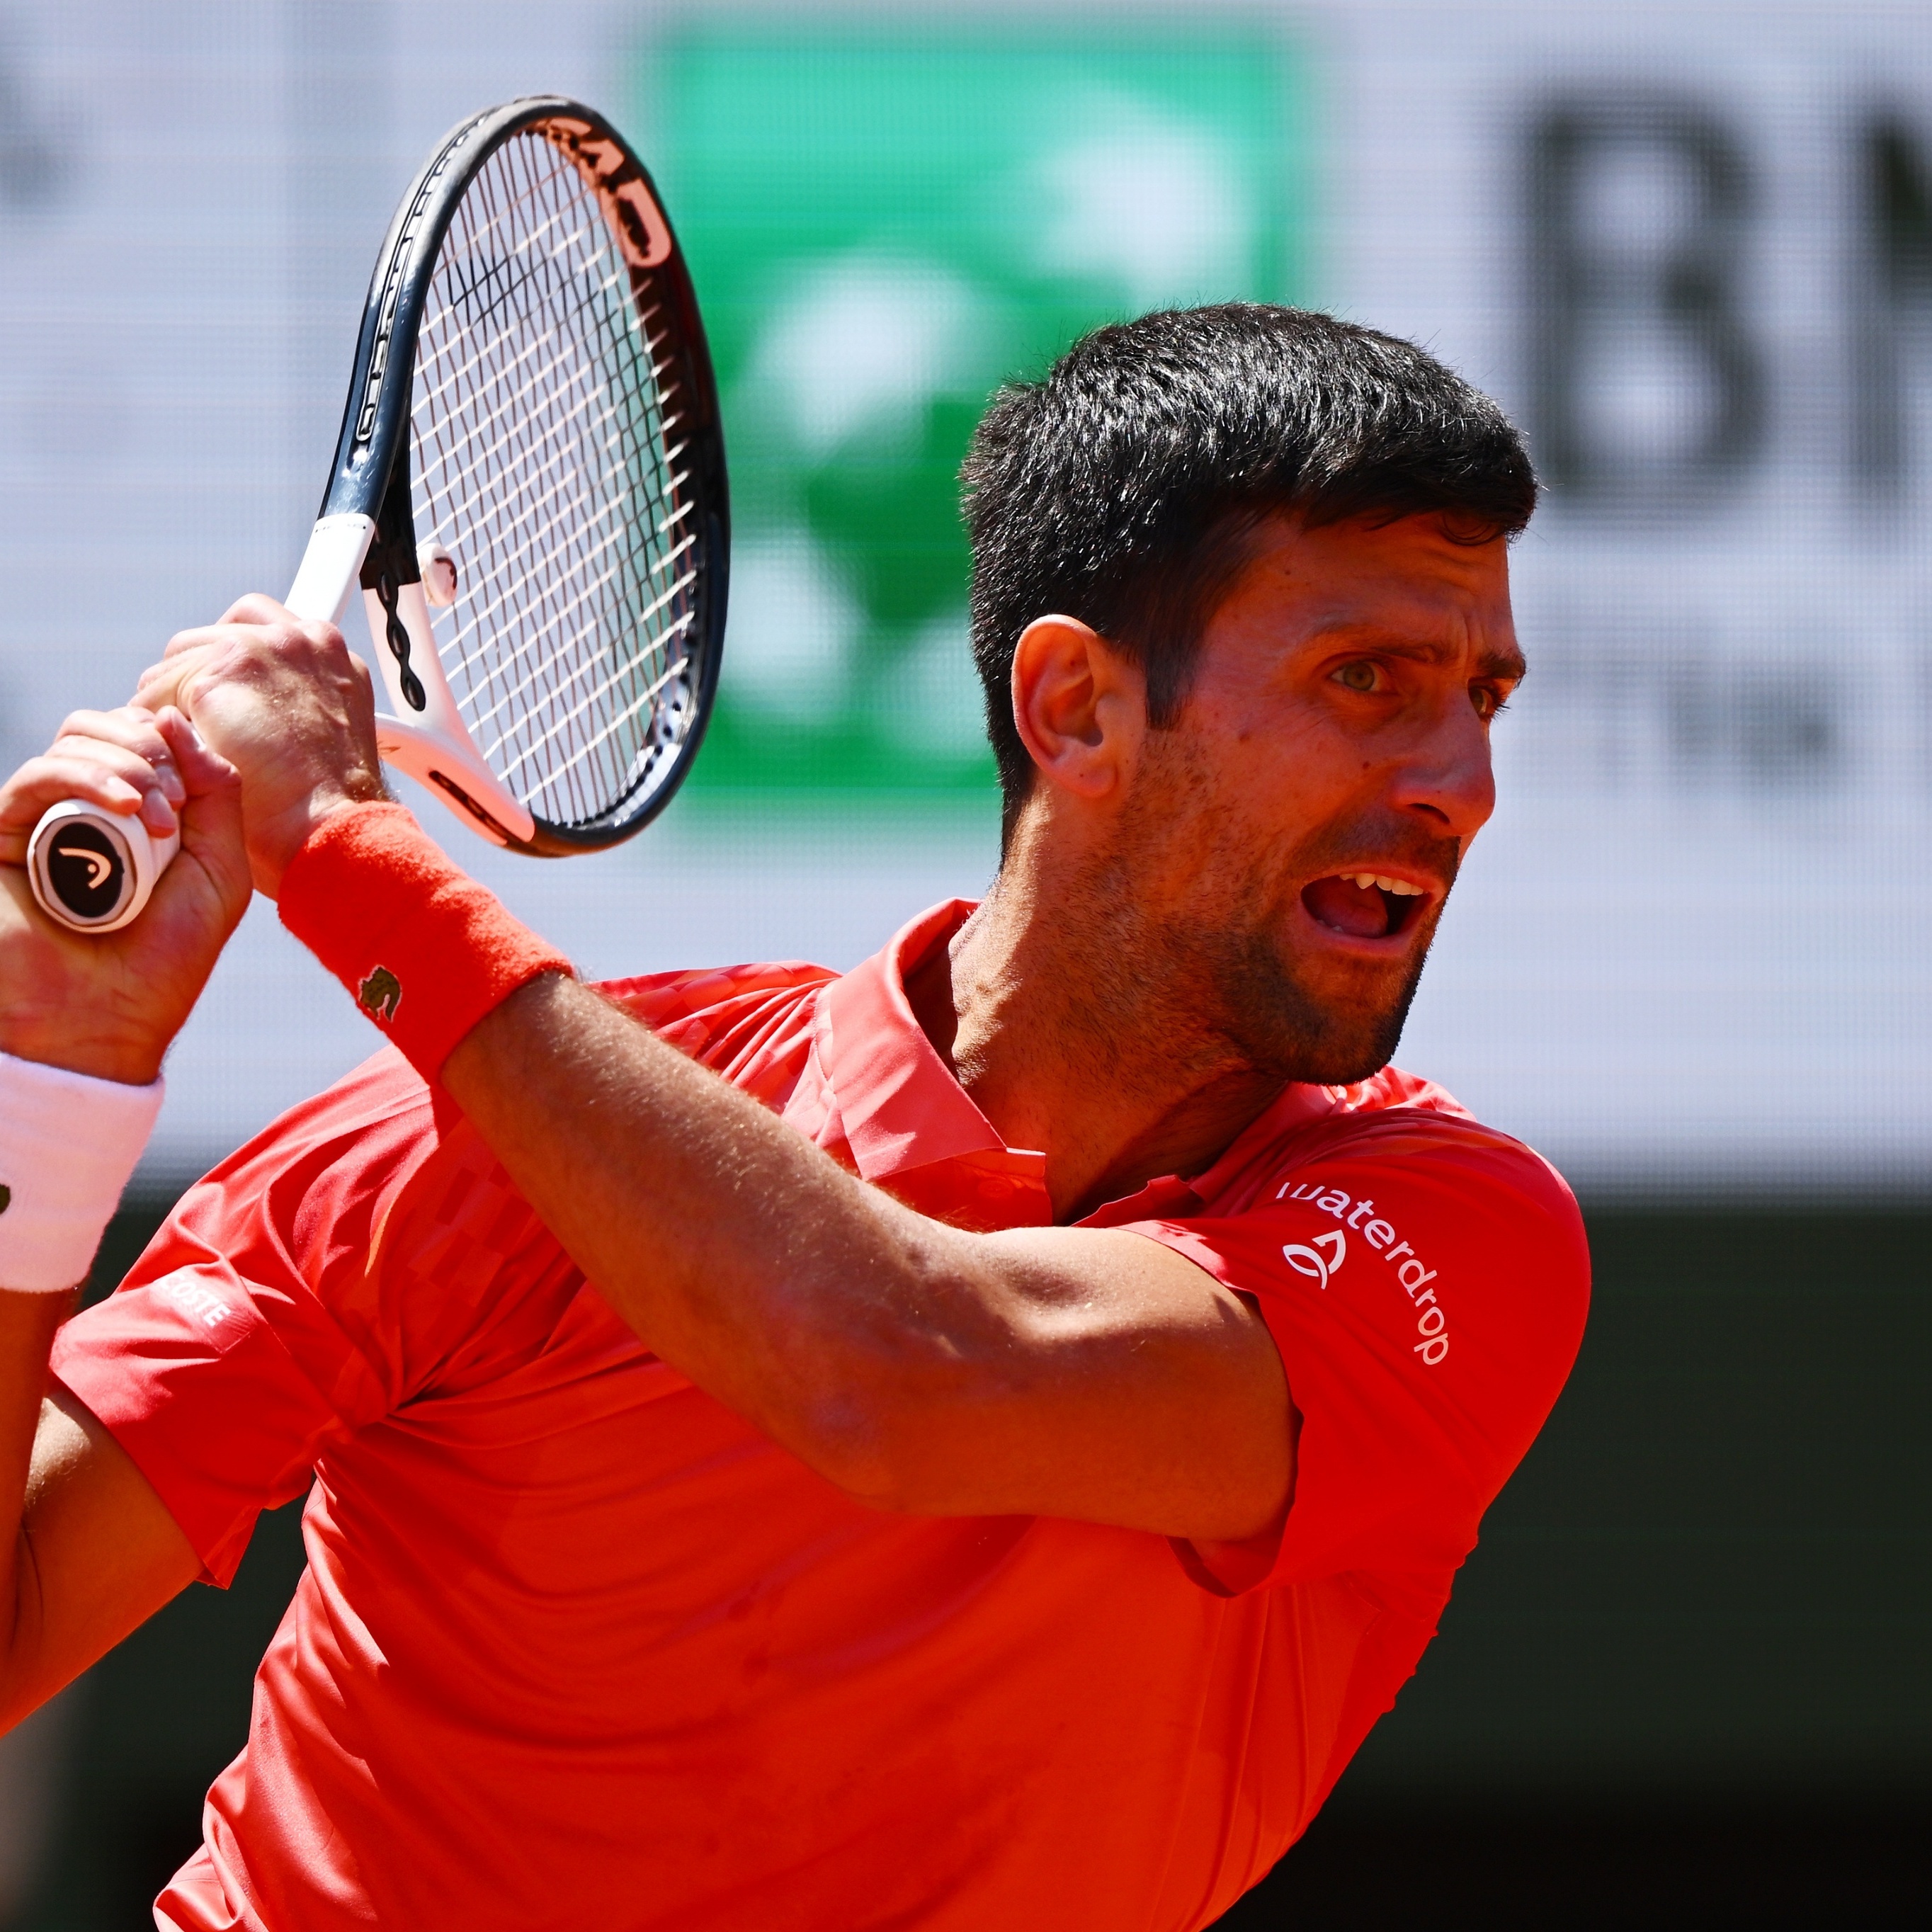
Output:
top-left (30, 96), bottom-right (727, 933)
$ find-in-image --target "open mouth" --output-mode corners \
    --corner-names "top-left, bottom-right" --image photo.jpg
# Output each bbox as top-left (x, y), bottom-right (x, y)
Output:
top-left (1300, 871), bottom-right (1431, 941)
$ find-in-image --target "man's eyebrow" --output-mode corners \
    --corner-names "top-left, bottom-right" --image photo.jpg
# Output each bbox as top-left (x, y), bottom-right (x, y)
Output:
top-left (1306, 625), bottom-right (1527, 681)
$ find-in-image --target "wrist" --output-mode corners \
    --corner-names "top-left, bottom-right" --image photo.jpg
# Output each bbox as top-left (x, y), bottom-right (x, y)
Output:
top-left (0, 1033), bottom-right (165, 1087)
top-left (0, 1052), bottom-right (163, 1292)
top-left (252, 781), bottom-right (387, 901)
top-left (0, 985), bottom-right (167, 1088)
top-left (278, 802), bottom-right (573, 1081)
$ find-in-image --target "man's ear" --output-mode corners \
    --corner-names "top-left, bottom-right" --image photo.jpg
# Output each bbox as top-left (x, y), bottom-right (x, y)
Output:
top-left (1009, 615), bottom-right (1145, 805)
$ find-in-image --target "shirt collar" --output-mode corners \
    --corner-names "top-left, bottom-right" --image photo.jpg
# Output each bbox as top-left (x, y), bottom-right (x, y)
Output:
top-left (817, 901), bottom-right (1021, 1185)
top-left (816, 900), bottom-right (1343, 1222)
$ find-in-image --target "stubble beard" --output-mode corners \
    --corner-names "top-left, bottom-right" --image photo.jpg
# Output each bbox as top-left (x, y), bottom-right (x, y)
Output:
top-left (1059, 756), bottom-right (1456, 1094)
top-left (1186, 897), bottom-right (1438, 1085)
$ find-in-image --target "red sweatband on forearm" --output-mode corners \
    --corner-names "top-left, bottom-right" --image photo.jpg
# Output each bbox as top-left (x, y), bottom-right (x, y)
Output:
top-left (278, 802), bottom-right (573, 1081)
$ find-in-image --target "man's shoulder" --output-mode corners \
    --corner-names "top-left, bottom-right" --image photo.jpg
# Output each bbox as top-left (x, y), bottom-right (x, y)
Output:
top-left (140, 1046), bottom-right (450, 1286)
top-left (219, 1045), bottom-right (442, 1185)
top-left (1223, 1062), bottom-right (1581, 1240)
top-left (1325, 1062), bottom-right (1564, 1181)
top-left (174, 957), bottom-right (843, 1244)
top-left (595, 959), bottom-right (839, 1091)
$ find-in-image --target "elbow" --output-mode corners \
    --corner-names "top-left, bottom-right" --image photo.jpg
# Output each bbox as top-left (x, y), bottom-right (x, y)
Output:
top-left (778, 1331), bottom-right (1016, 1517)
top-left (783, 1390), bottom-right (953, 1516)
top-left (758, 1233), bottom-right (1034, 1516)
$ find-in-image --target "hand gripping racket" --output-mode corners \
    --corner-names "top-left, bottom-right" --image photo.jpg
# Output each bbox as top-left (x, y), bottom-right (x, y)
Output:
top-left (30, 96), bottom-right (727, 933)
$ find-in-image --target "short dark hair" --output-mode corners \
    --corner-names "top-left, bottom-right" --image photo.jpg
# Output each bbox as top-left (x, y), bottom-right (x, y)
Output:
top-left (960, 305), bottom-right (1538, 843)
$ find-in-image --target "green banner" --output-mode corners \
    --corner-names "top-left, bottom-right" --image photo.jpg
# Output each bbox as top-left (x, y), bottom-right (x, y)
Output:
top-left (640, 18), bottom-right (1307, 796)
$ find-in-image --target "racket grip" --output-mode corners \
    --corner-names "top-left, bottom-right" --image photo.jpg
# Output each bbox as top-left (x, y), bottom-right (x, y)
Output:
top-left (23, 513), bottom-right (375, 938)
top-left (28, 800), bottom-right (181, 935)
top-left (286, 513), bottom-right (375, 626)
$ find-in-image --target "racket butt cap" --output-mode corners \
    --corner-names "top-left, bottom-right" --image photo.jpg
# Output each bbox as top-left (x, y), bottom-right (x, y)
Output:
top-left (27, 800), bottom-right (180, 935)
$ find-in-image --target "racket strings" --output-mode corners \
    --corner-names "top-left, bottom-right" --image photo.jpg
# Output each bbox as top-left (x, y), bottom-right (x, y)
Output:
top-left (408, 127), bottom-right (699, 829)
top-left (422, 149), bottom-right (666, 812)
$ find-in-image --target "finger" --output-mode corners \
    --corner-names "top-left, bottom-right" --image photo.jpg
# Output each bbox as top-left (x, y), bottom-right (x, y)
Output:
top-left (0, 751), bottom-right (148, 819)
top-left (216, 591), bottom-right (298, 628)
top-left (134, 643), bottom-right (219, 713)
top-left (158, 626), bottom-right (212, 662)
top-left (162, 598), bottom-right (317, 665)
top-left (142, 618), bottom-right (346, 724)
top-left (45, 708), bottom-right (188, 834)
top-left (54, 707), bottom-right (184, 802)
top-left (56, 703), bottom-right (164, 748)
top-left (152, 620), bottom-right (258, 681)
top-left (153, 707), bottom-right (238, 797)
top-left (161, 733), bottom-right (252, 923)
top-left (0, 753), bottom-right (149, 863)
top-left (42, 730), bottom-right (176, 815)
top-left (144, 623), bottom-right (281, 691)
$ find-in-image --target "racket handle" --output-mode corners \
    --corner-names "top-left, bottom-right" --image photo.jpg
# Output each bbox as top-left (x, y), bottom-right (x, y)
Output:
top-left (24, 515), bottom-right (375, 936)
top-left (285, 513), bottom-right (375, 625)
top-left (28, 800), bottom-right (181, 935)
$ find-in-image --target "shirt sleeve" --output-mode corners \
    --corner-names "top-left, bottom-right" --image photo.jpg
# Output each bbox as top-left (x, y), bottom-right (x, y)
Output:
top-left (50, 1058), bottom-right (445, 1586)
top-left (1124, 1122), bottom-right (1591, 1593)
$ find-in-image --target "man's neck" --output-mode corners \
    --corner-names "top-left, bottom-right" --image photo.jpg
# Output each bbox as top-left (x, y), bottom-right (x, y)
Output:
top-left (904, 866), bottom-right (1287, 1223)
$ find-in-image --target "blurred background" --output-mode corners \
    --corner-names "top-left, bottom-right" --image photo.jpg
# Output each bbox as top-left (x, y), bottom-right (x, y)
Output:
top-left (0, 0), bottom-right (1927, 1924)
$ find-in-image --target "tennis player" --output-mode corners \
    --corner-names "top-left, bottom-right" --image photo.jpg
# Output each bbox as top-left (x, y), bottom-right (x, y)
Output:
top-left (0, 308), bottom-right (1588, 1931)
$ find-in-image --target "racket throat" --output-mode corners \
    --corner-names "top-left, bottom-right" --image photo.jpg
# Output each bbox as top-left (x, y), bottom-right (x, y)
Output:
top-left (360, 457), bottom-right (431, 714)
top-left (284, 505), bottom-right (538, 850)
top-left (338, 459), bottom-right (538, 848)
top-left (371, 715), bottom-right (536, 849)
top-left (370, 567), bottom-right (429, 712)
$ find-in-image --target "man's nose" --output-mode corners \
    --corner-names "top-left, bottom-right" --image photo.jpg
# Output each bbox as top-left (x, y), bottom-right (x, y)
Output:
top-left (1387, 698), bottom-right (1496, 842)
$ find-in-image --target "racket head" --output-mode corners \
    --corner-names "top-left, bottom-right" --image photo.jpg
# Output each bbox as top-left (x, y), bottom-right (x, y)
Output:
top-left (320, 97), bottom-right (727, 853)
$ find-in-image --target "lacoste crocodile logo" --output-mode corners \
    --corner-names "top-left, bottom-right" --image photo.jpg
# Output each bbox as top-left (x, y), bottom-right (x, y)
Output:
top-left (358, 966), bottom-right (402, 1025)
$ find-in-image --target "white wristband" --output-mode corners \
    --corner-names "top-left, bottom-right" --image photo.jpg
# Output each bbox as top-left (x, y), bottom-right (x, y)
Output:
top-left (0, 1052), bottom-right (164, 1293)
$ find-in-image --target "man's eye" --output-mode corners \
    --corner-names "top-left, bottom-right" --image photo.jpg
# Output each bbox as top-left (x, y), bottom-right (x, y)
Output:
top-left (1333, 661), bottom-right (1382, 693)
top-left (1470, 685), bottom-right (1512, 721)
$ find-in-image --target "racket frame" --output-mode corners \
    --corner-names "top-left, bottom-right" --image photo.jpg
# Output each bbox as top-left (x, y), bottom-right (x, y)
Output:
top-left (25, 94), bottom-right (724, 936)
top-left (305, 96), bottom-right (728, 857)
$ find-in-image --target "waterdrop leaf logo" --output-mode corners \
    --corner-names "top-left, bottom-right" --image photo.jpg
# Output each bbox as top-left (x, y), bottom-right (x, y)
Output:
top-left (641, 22), bottom-right (1306, 798)
top-left (1283, 1227), bottom-right (1346, 1289)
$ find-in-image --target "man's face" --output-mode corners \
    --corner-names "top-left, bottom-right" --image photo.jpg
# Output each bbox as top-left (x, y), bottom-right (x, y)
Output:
top-left (1113, 511), bottom-right (1523, 1085)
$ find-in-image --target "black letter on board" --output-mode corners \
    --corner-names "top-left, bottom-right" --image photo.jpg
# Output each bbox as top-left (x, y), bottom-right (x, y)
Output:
top-left (1853, 115), bottom-right (1932, 489)
top-left (1528, 95), bottom-right (1764, 506)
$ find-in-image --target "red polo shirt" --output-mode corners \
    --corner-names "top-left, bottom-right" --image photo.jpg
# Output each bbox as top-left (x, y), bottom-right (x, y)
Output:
top-left (52, 902), bottom-right (1589, 1932)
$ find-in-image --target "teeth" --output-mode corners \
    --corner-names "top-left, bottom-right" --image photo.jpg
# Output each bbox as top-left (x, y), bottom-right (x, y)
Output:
top-left (1347, 873), bottom-right (1424, 896)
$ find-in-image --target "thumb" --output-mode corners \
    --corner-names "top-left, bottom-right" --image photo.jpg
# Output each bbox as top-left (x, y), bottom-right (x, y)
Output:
top-left (154, 705), bottom-right (238, 798)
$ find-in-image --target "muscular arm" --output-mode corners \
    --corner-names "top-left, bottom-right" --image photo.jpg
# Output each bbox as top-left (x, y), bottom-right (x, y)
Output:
top-left (0, 1295), bottom-right (198, 1729)
top-left (444, 975), bottom-right (1292, 1542)
top-left (140, 598), bottom-right (1292, 1542)
top-left (0, 703), bottom-right (250, 1729)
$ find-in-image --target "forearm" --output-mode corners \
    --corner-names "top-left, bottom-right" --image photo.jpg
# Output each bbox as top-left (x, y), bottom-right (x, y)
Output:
top-left (256, 802), bottom-right (1287, 1533)
top-left (0, 1295), bottom-right (72, 1700)
top-left (0, 1031), bottom-right (195, 1723)
top-left (441, 974), bottom-right (1290, 1536)
top-left (443, 974), bottom-right (1016, 1499)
